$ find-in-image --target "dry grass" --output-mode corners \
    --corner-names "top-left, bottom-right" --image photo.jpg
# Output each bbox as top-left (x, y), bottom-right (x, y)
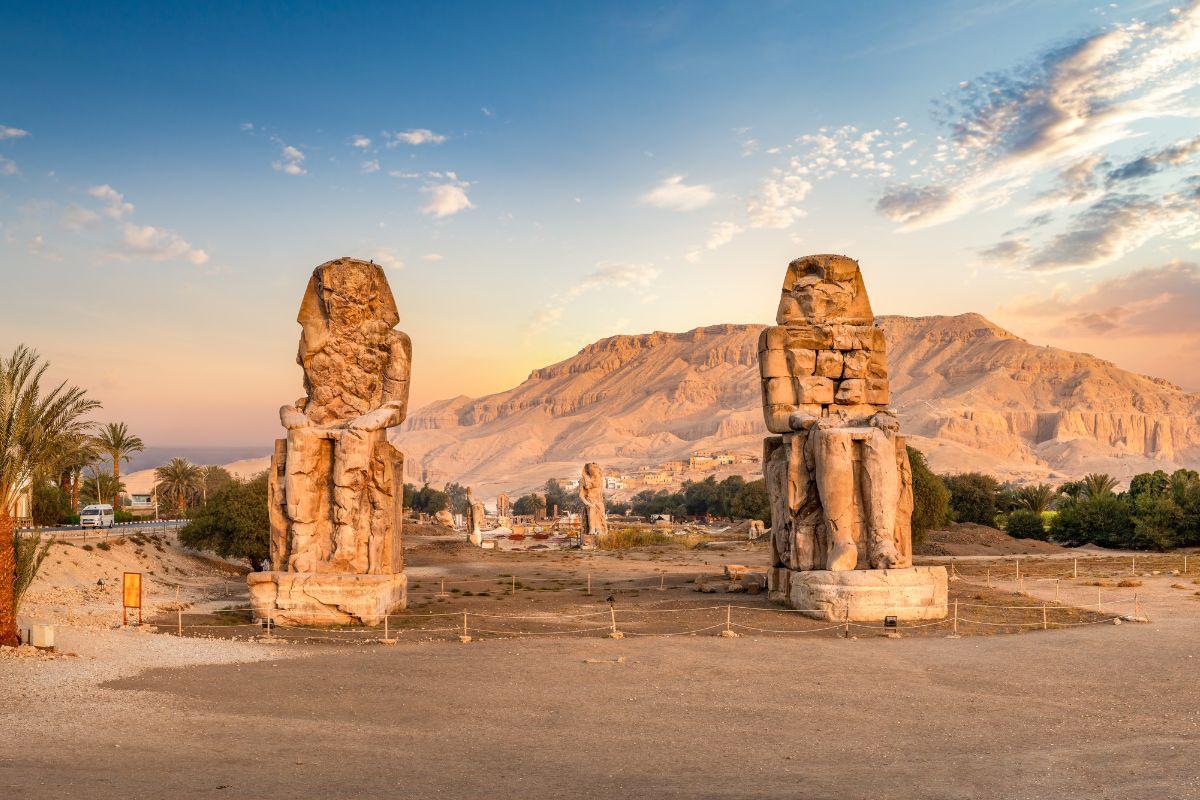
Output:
top-left (599, 527), bottom-right (673, 550)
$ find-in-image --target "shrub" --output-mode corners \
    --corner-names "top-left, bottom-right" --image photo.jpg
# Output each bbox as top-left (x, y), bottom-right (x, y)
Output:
top-left (908, 447), bottom-right (949, 546)
top-left (943, 472), bottom-right (1001, 526)
top-left (1005, 509), bottom-right (1046, 540)
top-left (598, 527), bottom-right (672, 550)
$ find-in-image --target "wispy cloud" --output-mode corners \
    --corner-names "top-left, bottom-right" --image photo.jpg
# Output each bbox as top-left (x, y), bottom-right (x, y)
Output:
top-left (532, 262), bottom-right (660, 332)
top-left (1007, 260), bottom-right (1200, 337)
top-left (88, 185), bottom-right (133, 219)
top-left (385, 128), bottom-right (447, 147)
top-left (640, 174), bottom-right (715, 211)
top-left (360, 159), bottom-right (380, 174)
top-left (350, 134), bottom-right (372, 149)
top-left (877, 3), bottom-right (1200, 231)
top-left (0, 156), bottom-right (18, 177)
top-left (370, 247), bottom-right (403, 270)
top-left (118, 223), bottom-right (209, 265)
top-left (0, 125), bottom-right (30, 141)
top-left (1107, 134), bottom-right (1200, 183)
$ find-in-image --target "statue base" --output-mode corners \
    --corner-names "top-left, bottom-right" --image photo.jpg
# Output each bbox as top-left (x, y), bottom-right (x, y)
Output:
top-left (768, 566), bottom-right (947, 622)
top-left (247, 572), bottom-right (407, 626)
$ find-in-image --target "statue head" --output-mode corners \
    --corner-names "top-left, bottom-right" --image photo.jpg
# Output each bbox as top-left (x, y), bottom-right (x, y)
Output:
top-left (776, 254), bottom-right (873, 325)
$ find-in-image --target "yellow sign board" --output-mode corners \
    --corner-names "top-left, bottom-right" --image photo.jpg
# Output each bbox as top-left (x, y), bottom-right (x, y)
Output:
top-left (123, 572), bottom-right (142, 609)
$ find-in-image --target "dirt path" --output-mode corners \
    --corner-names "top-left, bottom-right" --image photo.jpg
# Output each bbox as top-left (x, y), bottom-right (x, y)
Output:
top-left (3, 615), bottom-right (1198, 799)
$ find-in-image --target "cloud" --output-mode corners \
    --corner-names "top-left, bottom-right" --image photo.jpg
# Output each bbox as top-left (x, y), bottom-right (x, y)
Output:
top-left (350, 135), bottom-right (372, 149)
top-left (240, 122), bottom-right (254, 132)
top-left (118, 222), bottom-right (209, 265)
top-left (385, 128), bottom-right (447, 147)
top-left (60, 203), bottom-right (100, 231)
top-left (1024, 190), bottom-right (1200, 272)
top-left (421, 174), bottom-right (473, 217)
top-left (640, 174), bottom-right (715, 211)
top-left (0, 156), bottom-right (18, 176)
top-left (370, 248), bottom-right (403, 270)
top-left (0, 125), bottom-right (29, 140)
top-left (360, 159), bottom-right (380, 174)
top-left (1107, 134), bottom-right (1200, 183)
top-left (481, 107), bottom-right (494, 117)
top-left (388, 170), bottom-right (420, 179)
top-left (422, 253), bottom-right (444, 261)
top-left (88, 185), bottom-right (133, 219)
top-left (686, 220), bottom-right (745, 262)
top-left (1007, 260), bottom-right (1200, 336)
top-left (978, 238), bottom-right (1031, 263)
top-left (747, 171), bottom-right (811, 228)
top-left (565, 262), bottom-right (660, 298)
top-left (272, 143), bottom-right (306, 175)
top-left (1026, 154), bottom-right (1107, 211)
top-left (878, 3), bottom-right (1200, 230)
top-left (528, 305), bottom-right (563, 332)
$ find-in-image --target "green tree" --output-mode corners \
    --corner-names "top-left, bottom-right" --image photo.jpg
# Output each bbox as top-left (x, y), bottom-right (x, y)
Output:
top-left (32, 479), bottom-right (72, 526)
top-left (154, 457), bottom-right (203, 516)
top-left (79, 466), bottom-right (124, 506)
top-left (907, 447), bottom-right (950, 545)
top-left (0, 345), bottom-right (100, 645)
top-left (92, 422), bottom-right (144, 513)
top-left (1050, 493), bottom-right (1134, 548)
top-left (730, 478), bottom-right (770, 523)
top-left (543, 478), bottom-right (576, 516)
top-left (180, 472), bottom-right (269, 570)
top-left (200, 465), bottom-right (234, 504)
top-left (512, 493), bottom-right (546, 518)
top-left (1128, 470), bottom-right (1170, 500)
top-left (444, 482), bottom-right (470, 515)
top-left (1013, 483), bottom-right (1058, 514)
top-left (1080, 472), bottom-right (1119, 500)
top-left (943, 472), bottom-right (1000, 526)
top-left (1005, 509), bottom-right (1047, 540)
top-left (57, 433), bottom-right (99, 513)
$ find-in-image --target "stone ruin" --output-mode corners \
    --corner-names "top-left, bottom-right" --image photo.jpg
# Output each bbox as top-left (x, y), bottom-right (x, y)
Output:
top-left (579, 462), bottom-right (607, 547)
top-left (465, 487), bottom-right (485, 545)
top-left (759, 254), bottom-right (946, 621)
top-left (248, 257), bottom-right (410, 625)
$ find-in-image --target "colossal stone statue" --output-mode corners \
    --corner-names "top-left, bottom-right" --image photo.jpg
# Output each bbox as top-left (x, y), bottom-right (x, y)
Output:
top-left (759, 254), bottom-right (946, 621)
top-left (248, 257), bottom-right (410, 625)
top-left (579, 462), bottom-right (607, 546)
top-left (465, 487), bottom-right (485, 546)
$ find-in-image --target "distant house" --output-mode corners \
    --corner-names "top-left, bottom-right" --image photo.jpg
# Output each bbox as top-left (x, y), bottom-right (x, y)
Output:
top-left (603, 476), bottom-right (623, 490)
top-left (7, 478), bottom-right (32, 524)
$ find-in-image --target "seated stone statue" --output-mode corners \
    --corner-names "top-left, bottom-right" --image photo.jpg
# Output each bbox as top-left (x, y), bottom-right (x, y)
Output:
top-left (759, 254), bottom-right (913, 574)
top-left (250, 257), bottom-right (411, 626)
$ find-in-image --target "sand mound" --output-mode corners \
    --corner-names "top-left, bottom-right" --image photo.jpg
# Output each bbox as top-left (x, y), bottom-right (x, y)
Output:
top-left (916, 523), bottom-right (1069, 557)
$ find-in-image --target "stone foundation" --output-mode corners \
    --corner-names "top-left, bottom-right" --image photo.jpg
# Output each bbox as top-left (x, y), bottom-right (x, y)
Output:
top-left (248, 571), bottom-right (407, 626)
top-left (768, 566), bottom-right (947, 622)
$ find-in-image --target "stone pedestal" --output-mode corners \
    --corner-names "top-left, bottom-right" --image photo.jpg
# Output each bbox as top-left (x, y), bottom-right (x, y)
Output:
top-left (248, 572), bottom-right (408, 627)
top-left (768, 566), bottom-right (947, 622)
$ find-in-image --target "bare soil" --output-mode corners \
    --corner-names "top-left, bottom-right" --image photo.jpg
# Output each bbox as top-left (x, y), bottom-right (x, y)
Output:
top-left (916, 522), bottom-right (1069, 557)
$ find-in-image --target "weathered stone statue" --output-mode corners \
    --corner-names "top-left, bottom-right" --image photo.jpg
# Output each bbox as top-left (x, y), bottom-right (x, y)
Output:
top-left (759, 254), bottom-right (946, 621)
top-left (579, 462), bottom-right (607, 546)
top-left (249, 257), bottom-right (410, 625)
top-left (465, 487), bottom-right (485, 545)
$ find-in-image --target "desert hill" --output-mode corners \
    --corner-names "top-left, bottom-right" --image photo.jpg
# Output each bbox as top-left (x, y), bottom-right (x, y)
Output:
top-left (398, 313), bottom-right (1200, 498)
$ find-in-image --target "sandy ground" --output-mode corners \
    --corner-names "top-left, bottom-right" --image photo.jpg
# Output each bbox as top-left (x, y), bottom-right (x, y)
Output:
top-left (4, 529), bottom-right (1198, 798)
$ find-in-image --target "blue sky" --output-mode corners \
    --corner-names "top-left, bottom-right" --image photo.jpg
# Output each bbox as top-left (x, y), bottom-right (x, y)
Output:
top-left (2, 1), bottom-right (1198, 446)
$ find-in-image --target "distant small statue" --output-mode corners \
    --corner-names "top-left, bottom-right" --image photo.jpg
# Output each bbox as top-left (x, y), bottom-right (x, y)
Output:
top-left (466, 487), bottom-right (485, 545)
top-left (579, 462), bottom-right (608, 544)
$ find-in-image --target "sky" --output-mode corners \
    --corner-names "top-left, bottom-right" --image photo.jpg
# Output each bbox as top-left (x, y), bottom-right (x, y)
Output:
top-left (2, 0), bottom-right (1199, 449)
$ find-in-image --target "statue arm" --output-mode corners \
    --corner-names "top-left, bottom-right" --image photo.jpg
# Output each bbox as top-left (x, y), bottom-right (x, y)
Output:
top-left (280, 400), bottom-right (311, 430)
top-left (382, 330), bottom-right (412, 416)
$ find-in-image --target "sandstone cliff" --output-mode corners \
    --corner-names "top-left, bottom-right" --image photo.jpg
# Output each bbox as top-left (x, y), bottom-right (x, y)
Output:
top-left (398, 314), bottom-right (1200, 497)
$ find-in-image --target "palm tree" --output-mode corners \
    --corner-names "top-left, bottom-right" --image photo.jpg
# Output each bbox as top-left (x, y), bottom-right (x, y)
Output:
top-left (154, 457), bottom-right (203, 517)
top-left (57, 433), bottom-right (99, 513)
top-left (1081, 473), bottom-right (1119, 500)
top-left (79, 466), bottom-right (125, 506)
top-left (1, 345), bottom-right (100, 646)
top-left (1014, 483), bottom-right (1058, 513)
top-left (92, 422), bottom-right (144, 513)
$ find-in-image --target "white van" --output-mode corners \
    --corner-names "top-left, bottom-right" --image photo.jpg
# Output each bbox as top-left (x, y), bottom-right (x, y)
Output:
top-left (80, 504), bottom-right (115, 529)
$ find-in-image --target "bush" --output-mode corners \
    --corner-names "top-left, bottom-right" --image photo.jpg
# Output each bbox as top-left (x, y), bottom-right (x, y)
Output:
top-left (908, 447), bottom-right (949, 546)
top-left (943, 472), bottom-right (1001, 526)
top-left (1005, 509), bottom-right (1046, 540)
top-left (1050, 494), bottom-right (1133, 548)
top-left (598, 527), bottom-right (672, 550)
top-left (179, 472), bottom-right (269, 569)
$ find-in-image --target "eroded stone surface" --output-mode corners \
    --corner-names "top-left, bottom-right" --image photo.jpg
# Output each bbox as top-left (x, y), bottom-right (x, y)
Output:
top-left (772, 567), bottom-right (948, 622)
top-left (580, 462), bottom-right (608, 544)
top-left (759, 255), bottom-right (941, 621)
top-left (252, 257), bottom-right (410, 625)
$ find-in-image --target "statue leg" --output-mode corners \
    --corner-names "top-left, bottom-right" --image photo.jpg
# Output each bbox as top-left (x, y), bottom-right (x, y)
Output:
top-left (330, 429), bottom-right (372, 572)
top-left (284, 428), bottom-right (323, 572)
top-left (860, 428), bottom-right (902, 569)
top-left (812, 428), bottom-right (858, 571)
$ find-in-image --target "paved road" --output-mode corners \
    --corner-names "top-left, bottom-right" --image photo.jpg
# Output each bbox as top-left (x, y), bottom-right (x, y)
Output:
top-left (17, 520), bottom-right (185, 538)
top-left (4, 615), bottom-right (1197, 799)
